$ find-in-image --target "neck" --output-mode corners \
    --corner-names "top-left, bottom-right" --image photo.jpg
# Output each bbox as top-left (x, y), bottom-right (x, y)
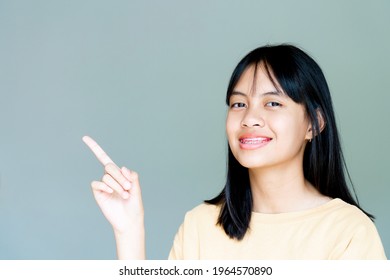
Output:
top-left (249, 164), bottom-right (329, 214)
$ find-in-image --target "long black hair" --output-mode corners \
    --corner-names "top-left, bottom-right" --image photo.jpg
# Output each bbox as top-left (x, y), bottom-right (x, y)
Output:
top-left (206, 44), bottom-right (373, 240)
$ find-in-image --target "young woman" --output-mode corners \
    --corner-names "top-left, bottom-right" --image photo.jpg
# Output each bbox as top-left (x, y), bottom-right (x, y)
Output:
top-left (83, 44), bottom-right (386, 259)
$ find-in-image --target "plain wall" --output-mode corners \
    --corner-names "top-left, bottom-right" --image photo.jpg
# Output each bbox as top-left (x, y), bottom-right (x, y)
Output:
top-left (0, 0), bottom-right (389, 259)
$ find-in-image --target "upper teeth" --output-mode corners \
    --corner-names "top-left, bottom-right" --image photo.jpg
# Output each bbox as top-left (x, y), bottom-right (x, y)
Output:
top-left (240, 138), bottom-right (268, 144)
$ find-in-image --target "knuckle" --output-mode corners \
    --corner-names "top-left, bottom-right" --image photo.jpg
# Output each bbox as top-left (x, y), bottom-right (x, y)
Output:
top-left (102, 174), bottom-right (111, 182)
top-left (104, 162), bottom-right (115, 173)
top-left (91, 181), bottom-right (101, 189)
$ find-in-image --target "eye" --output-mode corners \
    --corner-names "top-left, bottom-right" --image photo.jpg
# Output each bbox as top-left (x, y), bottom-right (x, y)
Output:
top-left (265, 101), bottom-right (281, 107)
top-left (230, 102), bottom-right (247, 108)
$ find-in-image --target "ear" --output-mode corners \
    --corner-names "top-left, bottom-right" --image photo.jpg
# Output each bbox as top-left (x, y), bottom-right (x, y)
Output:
top-left (306, 109), bottom-right (326, 141)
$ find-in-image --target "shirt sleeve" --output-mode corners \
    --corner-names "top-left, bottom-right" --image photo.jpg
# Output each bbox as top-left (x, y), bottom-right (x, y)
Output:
top-left (168, 209), bottom-right (200, 260)
top-left (168, 223), bottom-right (184, 260)
top-left (336, 219), bottom-right (387, 259)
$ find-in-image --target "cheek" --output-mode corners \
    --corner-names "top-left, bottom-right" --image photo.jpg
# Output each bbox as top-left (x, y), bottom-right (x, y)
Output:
top-left (269, 115), bottom-right (289, 134)
top-left (225, 114), bottom-right (240, 146)
top-left (225, 114), bottom-right (235, 135)
top-left (272, 115), bottom-right (307, 138)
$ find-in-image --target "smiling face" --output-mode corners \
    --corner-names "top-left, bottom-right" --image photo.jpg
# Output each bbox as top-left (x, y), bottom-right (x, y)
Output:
top-left (226, 64), bottom-right (312, 171)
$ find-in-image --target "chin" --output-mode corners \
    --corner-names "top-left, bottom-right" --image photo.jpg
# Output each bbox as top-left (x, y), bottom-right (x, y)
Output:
top-left (235, 157), bottom-right (269, 169)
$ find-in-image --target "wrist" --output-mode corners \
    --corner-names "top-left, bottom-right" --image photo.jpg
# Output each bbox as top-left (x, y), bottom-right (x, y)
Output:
top-left (114, 223), bottom-right (145, 260)
top-left (113, 216), bottom-right (144, 236)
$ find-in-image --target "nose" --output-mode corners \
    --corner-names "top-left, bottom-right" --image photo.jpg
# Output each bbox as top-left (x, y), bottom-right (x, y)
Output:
top-left (241, 108), bottom-right (265, 128)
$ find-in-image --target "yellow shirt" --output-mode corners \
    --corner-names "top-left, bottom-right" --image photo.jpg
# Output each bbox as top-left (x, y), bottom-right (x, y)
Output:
top-left (169, 198), bottom-right (386, 259)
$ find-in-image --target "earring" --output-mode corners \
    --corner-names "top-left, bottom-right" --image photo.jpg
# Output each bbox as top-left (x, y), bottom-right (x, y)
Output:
top-left (309, 138), bottom-right (312, 143)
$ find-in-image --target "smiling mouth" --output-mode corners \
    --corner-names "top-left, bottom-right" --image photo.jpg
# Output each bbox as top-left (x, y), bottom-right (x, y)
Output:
top-left (238, 137), bottom-right (272, 150)
top-left (239, 137), bottom-right (272, 144)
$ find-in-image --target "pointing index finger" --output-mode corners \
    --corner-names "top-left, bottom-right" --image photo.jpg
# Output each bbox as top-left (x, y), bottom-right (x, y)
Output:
top-left (82, 136), bottom-right (115, 166)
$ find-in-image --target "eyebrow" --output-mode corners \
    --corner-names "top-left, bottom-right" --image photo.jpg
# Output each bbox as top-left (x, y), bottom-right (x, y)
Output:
top-left (230, 90), bottom-right (283, 97)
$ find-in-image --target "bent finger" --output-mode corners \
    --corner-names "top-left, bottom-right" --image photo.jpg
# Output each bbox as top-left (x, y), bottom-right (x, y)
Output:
top-left (102, 174), bottom-right (129, 199)
top-left (91, 181), bottom-right (114, 194)
top-left (105, 163), bottom-right (132, 190)
top-left (121, 167), bottom-right (141, 194)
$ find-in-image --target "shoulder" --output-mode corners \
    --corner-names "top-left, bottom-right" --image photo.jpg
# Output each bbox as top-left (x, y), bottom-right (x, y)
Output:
top-left (325, 199), bottom-right (374, 226)
top-left (318, 198), bottom-right (379, 235)
top-left (324, 199), bottom-right (386, 259)
top-left (168, 203), bottom-right (224, 259)
top-left (186, 202), bottom-right (220, 216)
top-left (183, 202), bottom-right (221, 225)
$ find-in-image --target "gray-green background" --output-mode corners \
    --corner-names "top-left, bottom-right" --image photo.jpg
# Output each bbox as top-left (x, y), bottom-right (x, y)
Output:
top-left (0, 0), bottom-right (389, 259)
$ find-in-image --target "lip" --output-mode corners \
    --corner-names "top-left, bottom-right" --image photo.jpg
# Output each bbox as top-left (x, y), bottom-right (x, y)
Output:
top-left (238, 134), bottom-right (272, 150)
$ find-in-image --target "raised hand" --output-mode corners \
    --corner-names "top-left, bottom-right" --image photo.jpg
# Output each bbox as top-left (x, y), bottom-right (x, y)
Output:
top-left (83, 136), bottom-right (145, 259)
